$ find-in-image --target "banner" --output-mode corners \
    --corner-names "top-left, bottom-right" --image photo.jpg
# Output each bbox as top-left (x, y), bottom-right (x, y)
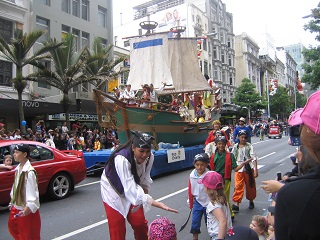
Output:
top-left (167, 148), bottom-right (186, 163)
top-left (269, 79), bottom-right (278, 96)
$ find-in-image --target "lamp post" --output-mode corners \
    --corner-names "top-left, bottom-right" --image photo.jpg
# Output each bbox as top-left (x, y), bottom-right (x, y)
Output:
top-left (242, 106), bottom-right (251, 124)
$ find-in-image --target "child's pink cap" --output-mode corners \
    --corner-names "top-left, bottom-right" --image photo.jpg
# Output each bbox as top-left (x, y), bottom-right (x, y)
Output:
top-left (288, 90), bottom-right (320, 135)
top-left (199, 171), bottom-right (223, 190)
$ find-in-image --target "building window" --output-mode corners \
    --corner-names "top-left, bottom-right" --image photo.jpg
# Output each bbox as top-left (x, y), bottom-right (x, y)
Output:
top-left (100, 38), bottom-right (107, 48)
top-left (72, 0), bottom-right (80, 17)
top-left (204, 61), bottom-right (208, 76)
top-left (36, 16), bottom-right (49, 43)
top-left (62, 0), bottom-right (69, 13)
top-left (73, 85), bottom-right (78, 92)
top-left (213, 47), bottom-right (217, 59)
top-left (214, 69), bottom-right (218, 79)
top-left (82, 0), bottom-right (89, 21)
top-left (120, 68), bottom-right (129, 85)
top-left (81, 81), bottom-right (89, 92)
top-left (0, 18), bottom-right (13, 42)
top-left (39, 0), bottom-right (50, 5)
top-left (203, 39), bottom-right (207, 51)
top-left (0, 60), bottom-right (12, 86)
top-left (221, 50), bottom-right (225, 63)
top-left (61, 25), bottom-right (70, 40)
top-left (37, 61), bottom-right (51, 89)
top-left (72, 28), bottom-right (80, 52)
top-left (124, 40), bottom-right (130, 48)
top-left (98, 6), bottom-right (107, 28)
top-left (82, 31), bottom-right (89, 48)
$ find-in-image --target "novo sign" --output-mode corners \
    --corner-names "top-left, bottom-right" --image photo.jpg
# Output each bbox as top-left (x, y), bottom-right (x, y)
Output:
top-left (22, 101), bottom-right (40, 108)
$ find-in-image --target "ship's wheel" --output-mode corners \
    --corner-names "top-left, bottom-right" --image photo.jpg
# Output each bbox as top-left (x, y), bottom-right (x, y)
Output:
top-left (170, 26), bottom-right (186, 38)
top-left (139, 21), bottom-right (158, 35)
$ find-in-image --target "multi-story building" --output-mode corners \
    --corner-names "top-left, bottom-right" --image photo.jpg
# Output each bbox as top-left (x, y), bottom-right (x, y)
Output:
top-left (113, 0), bottom-right (237, 121)
top-left (276, 47), bottom-right (298, 95)
top-left (284, 43), bottom-right (314, 97)
top-left (234, 33), bottom-right (261, 93)
top-left (284, 43), bottom-right (305, 78)
top-left (0, 0), bottom-right (113, 129)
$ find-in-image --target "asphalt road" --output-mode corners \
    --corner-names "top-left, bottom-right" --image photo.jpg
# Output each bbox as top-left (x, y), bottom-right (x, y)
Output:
top-left (0, 135), bottom-right (296, 240)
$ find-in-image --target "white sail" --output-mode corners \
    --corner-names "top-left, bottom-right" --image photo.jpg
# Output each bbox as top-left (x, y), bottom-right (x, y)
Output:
top-left (127, 33), bottom-right (172, 90)
top-left (127, 33), bottom-right (211, 93)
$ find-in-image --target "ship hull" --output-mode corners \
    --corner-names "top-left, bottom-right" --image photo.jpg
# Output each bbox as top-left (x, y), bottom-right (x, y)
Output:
top-left (119, 106), bottom-right (216, 146)
top-left (94, 91), bottom-right (218, 147)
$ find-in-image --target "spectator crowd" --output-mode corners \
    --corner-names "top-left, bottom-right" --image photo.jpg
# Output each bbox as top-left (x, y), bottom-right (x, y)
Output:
top-left (0, 120), bottom-right (119, 152)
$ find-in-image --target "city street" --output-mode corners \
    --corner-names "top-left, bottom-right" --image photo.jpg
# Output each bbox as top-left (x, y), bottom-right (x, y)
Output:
top-left (0, 135), bottom-right (297, 240)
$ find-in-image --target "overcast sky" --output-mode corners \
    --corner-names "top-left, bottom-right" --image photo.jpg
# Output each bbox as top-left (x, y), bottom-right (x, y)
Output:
top-left (113, 0), bottom-right (319, 47)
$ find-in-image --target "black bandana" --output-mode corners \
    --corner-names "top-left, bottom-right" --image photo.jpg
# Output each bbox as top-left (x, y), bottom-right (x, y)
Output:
top-left (131, 130), bottom-right (154, 149)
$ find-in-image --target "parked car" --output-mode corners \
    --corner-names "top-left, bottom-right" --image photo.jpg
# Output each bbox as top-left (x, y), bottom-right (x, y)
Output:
top-left (0, 140), bottom-right (87, 205)
top-left (268, 124), bottom-right (282, 139)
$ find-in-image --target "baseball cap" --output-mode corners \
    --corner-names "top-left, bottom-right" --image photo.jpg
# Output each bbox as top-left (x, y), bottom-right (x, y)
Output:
top-left (149, 217), bottom-right (177, 240)
top-left (199, 171), bottom-right (223, 190)
top-left (14, 144), bottom-right (30, 157)
top-left (225, 226), bottom-right (259, 240)
top-left (113, 87), bottom-right (119, 91)
top-left (239, 117), bottom-right (246, 123)
top-left (193, 153), bottom-right (209, 164)
top-left (288, 90), bottom-right (320, 135)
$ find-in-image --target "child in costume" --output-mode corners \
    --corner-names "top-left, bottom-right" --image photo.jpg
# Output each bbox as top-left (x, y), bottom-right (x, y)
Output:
top-left (8, 144), bottom-right (41, 240)
top-left (188, 153), bottom-right (210, 240)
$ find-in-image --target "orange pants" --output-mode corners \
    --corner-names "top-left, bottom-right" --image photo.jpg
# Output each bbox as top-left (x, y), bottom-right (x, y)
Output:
top-left (232, 170), bottom-right (256, 203)
top-left (8, 206), bottom-right (41, 240)
top-left (103, 202), bottom-right (148, 240)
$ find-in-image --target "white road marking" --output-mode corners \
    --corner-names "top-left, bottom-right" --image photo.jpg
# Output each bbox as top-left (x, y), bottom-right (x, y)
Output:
top-left (52, 220), bottom-right (108, 240)
top-left (58, 152), bottom-right (277, 239)
top-left (258, 152), bottom-right (276, 160)
top-left (75, 181), bottom-right (100, 188)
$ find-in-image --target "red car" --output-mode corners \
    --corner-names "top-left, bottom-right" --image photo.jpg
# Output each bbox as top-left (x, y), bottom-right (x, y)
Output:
top-left (0, 140), bottom-right (87, 205)
top-left (268, 125), bottom-right (282, 139)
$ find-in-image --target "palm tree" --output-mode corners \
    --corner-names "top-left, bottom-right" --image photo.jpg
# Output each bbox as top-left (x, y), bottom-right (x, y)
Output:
top-left (0, 29), bottom-right (61, 134)
top-left (28, 33), bottom-right (96, 128)
top-left (84, 37), bottom-right (127, 91)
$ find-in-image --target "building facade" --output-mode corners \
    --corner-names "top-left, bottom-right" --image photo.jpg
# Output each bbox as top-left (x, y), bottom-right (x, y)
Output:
top-left (0, 0), bottom-right (113, 129)
top-left (234, 33), bottom-right (261, 93)
top-left (113, 0), bottom-right (237, 119)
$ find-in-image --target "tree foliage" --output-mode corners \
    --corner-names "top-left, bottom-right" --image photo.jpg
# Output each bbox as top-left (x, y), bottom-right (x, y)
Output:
top-left (28, 33), bottom-right (92, 126)
top-left (83, 37), bottom-right (127, 91)
top-left (28, 34), bottom-right (125, 127)
top-left (232, 78), bottom-right (265, 111)
top-left (269, 86), bottom-right (292, 120)
top-left (0, 29), bottom-right (61, 133)
top-left (302, 6), bottom-right (320, 90)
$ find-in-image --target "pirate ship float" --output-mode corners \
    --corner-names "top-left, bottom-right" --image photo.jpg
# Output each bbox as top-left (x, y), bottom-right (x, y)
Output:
top-left (93, 21), bottom-right (220, 147)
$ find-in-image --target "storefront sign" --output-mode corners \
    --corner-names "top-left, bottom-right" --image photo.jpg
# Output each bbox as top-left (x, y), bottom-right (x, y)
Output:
top-left (49, 113), bottom-right (98, 121)
top-left (167, 148), bottom-right (186, 163)
top-left (22, 101), bottom-right (40, 108)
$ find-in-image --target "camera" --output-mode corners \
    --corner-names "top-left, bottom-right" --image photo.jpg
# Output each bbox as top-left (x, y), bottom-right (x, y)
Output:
top-left (277, 172), bottom-right (282, 181)
top-left (289, 125), bottom-right (300, 146)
